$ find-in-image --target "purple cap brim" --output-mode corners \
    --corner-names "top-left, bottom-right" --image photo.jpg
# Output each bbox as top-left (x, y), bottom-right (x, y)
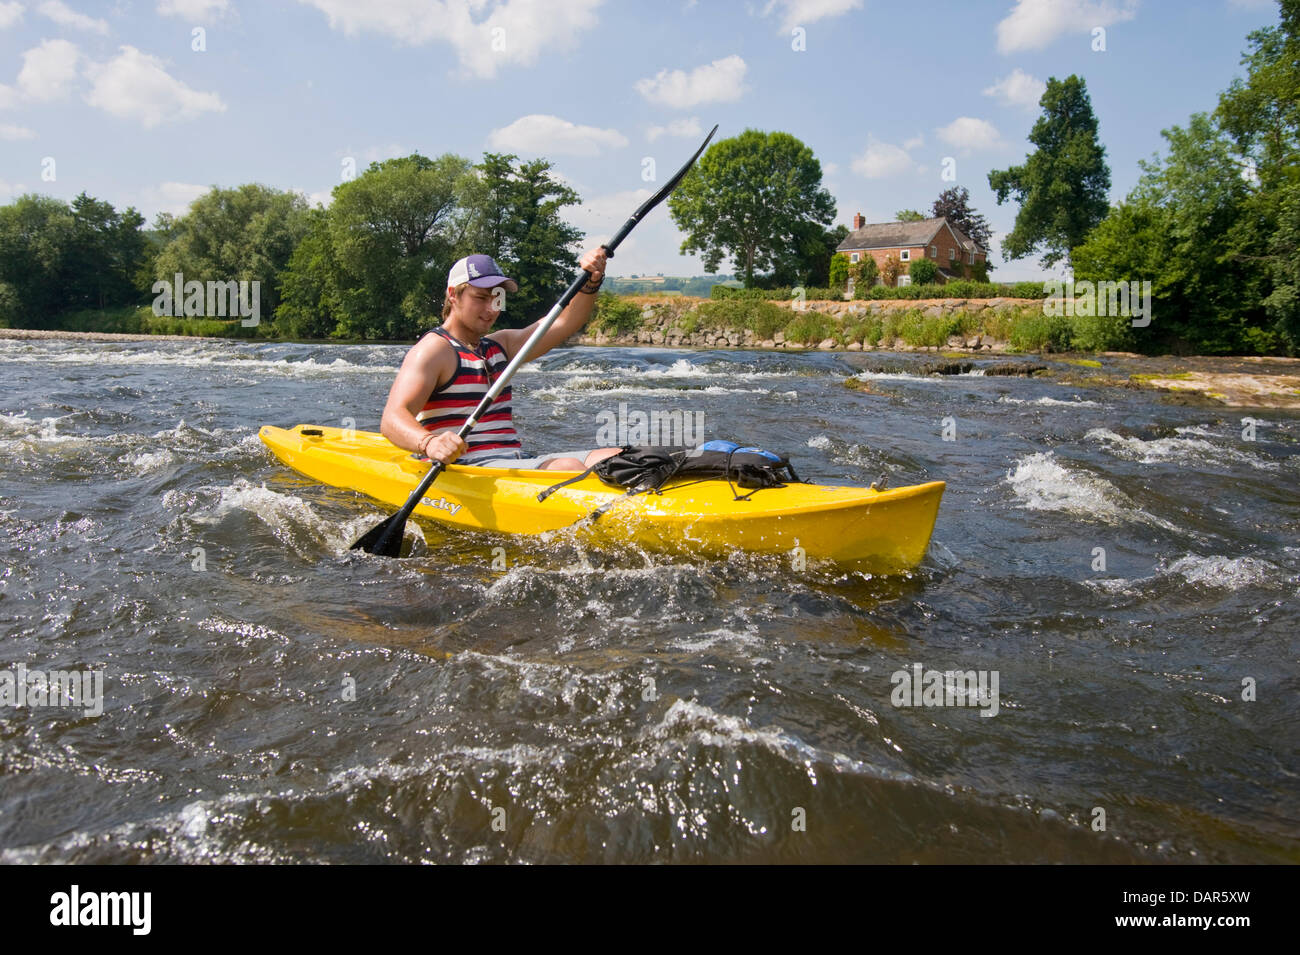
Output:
top-left (467, 275), bottom-right (518, 292)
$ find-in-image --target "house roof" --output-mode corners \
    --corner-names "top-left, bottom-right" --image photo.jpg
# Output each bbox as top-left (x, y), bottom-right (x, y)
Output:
top-left (838, 215), bottom-right (986, 254)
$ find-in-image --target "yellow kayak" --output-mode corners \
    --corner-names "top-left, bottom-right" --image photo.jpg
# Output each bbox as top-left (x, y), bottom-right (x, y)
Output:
top-left (258, 425), bottom-right (944, 573)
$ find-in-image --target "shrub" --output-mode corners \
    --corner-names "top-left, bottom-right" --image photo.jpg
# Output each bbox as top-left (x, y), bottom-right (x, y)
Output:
top-left (1009, 311), bottom-right (1073, 352)
top-left (970, 260), bottom-right (990, 283)
top-left (1070, 311), bottom-right (1133, 352)
top-left (591, 293), bottom-right (643, 334)
top-left (1010, 280), bottom-right (1047, 299)
top-left (908, 257), bottom-right (939, 285)
top-left (828, 253), bottom-right (850, 289)
top-left (784, 311), bottom-right (836, 344)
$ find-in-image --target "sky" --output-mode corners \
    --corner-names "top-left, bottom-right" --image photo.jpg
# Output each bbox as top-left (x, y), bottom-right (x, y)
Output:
top-left (0, 0), bottom-right (1283, 282)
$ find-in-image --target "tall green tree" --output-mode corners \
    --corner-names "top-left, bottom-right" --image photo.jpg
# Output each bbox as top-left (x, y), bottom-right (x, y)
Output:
top-left (476, 155), bottom-right (583, 329)
top-left (277, 154), bottom-right (478, 339)
top-left (988, 75), bottom-right (1111, 267)
top-left (154, 183), bottom-right (311, 326)
top-left (65, 193), bottom-right (149, 310)
top-left (0, 195), bottom-right (75, 326)
top-left (931, 186), bottom-right (992, 252)
top-left (1073, 113), bottom-right (1266, 353)
top-left (667, 129), bottom-right (835, 288)
top-left (894, 209), bottom-right (925, 222)
top-left (1216, 0), bottom-right (1300, 350)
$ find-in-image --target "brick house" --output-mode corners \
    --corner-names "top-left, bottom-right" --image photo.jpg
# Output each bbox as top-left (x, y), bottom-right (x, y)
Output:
top-left (836, 213), bottom-right (987, 285)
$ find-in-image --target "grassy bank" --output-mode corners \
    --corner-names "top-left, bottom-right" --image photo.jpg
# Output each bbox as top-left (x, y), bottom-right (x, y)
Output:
top-left (588, 293), bottom-right (1135, 353)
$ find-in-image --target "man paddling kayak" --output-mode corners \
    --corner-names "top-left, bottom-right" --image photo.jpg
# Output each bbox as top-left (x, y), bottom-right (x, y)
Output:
top-left (380, 249), bottom-right (621, 471)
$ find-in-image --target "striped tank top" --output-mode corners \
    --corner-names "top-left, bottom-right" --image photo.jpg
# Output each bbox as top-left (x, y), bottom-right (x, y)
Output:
top-left (417, 327), bottom-right (522, 463)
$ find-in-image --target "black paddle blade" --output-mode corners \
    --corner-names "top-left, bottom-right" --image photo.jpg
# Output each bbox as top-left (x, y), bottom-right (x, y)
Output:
top-left (608, 124), bottom-right (718, 253)
top-left (351, 513), bottom-right (406, 557)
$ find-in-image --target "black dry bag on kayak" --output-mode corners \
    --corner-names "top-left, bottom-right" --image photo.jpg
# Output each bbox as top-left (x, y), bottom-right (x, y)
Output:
top-left (537, 440), bottom-right (802, 520)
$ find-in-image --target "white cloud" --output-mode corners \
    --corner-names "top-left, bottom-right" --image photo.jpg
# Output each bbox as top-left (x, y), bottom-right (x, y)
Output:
top-left (0, 2), bottom-right (24, 30)
top-left (297, 0), bottom-right (604, 79)
top-left (0, 122), bottom-right (35, 139)
top-left (37, 0), bottom-right (109, 34)
top-left (138, 180), bottom-right (209, 217)
top-left (762, 0), bottom-right (862, 33)
top-left (306, 187), bottom-right (334, 208)
top-left (983, 68), bottom-right (1046, 110)
top-left (935, 116), bottom-right (1005, 153)
top-left (17, 38), bottom-right (80, 102)
top-left (0, 178), bottom-right (26, 201)
top-left (0, 84), bottom-right (17, 108)
top-left (634, 55), bottom-right (747, 108)
top-left (157, 0), bottom-right (231, 17)
top-left (488, 114), bottom-right (627, 156)
top-left (822, 161), bottom-right (838, 176)
top-left (84, 46), bottom-right (225, 127)
top-left (996, 0), bottom-right (1137, 54)
top-left (851, 137), bottom-right (914, 179)
top-left (646, 116), bottom-right (702, 142)
top-left (568, 187), bottom-right (653, 237)
top-left (902, 134), bottom-right (924, 151)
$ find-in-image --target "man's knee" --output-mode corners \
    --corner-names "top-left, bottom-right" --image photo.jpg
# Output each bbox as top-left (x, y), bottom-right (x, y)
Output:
top-left (584, 447), bottom-right (622, 467)
top-left (538, 456), bottom-right (584, 471)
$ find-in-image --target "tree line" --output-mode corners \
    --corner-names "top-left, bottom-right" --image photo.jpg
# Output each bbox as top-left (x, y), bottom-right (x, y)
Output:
top-left (0, 152), bottom-right (583, 340)
top-left (986, 0), bottom-right (1298, 354)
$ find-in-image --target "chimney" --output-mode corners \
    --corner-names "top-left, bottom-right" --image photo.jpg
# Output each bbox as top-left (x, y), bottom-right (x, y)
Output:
top-left (852, 212), bottom-right (864, 230)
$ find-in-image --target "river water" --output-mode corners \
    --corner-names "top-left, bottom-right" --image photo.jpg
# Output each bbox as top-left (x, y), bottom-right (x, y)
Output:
top-left (1, 337), bottom-right (1296, 863)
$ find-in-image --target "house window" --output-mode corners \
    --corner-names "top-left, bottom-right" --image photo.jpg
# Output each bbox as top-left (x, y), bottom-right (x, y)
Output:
top-left (850, 252), bottom-right (859, 263)
top-left (898, 274), bottom-right (912, 287)
top-left (899, 249), bottom-right (910, 262)
top-left (949, 248), bottom-right (956, 261)
top-left (969, 251), bottom-right (974, 265)
top-left (929, 245), bottom-right (936, 258)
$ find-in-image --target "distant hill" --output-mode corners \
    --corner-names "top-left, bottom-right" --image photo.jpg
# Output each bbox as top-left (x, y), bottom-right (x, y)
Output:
top-left (604, 274), bottom-right (741, 297)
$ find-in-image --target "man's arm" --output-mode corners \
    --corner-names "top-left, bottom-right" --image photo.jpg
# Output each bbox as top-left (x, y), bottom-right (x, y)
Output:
top-left (492, 247), bottom-right (608, 362)
top-left (379, 333), bottom-right (466, 464)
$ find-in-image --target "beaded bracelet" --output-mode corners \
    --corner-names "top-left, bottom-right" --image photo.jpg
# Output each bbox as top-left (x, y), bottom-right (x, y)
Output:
top-left (579, 273), bottom-right (604, 295)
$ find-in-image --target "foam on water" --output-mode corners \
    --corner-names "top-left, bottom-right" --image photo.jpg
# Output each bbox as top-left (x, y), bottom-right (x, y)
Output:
top-left (999, 395), bottom-right (1103, 408)
top-left (1086, 427), bottom-right (1279, 471)
top-left (0, 343), bottom-right (394, 378)
top-left (190, 478), bottom-right (405, 554)
top-left (1004, 451), bottom-right (1178, 530)
top-left (1085, 553), bottom-right (1285, 595)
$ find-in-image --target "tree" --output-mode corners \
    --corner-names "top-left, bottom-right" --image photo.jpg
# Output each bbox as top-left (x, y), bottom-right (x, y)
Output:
top-left (668, 129), bottom-right (835, 288)
top-left (895, 209), bottom-right (925, 222)
top-left (930, 186), bottom-right (992, 252)
top-left (769, 222), bottom-right (849, 287)
top-left (1215, 0), bottom-right (1300, 351)
top-left (0, 195), bottom-right (74, 326)
top-left (485, 155), bottom-right (583, 328)
top-left (276, 154), bottom-right (478, 339)
top-left (908, 256), bottom-right (939, 284)
top-left (155, 183), bottom-right (311, 328)
top-left (880, 254), bottom-right (902, 287)
top-left (0, 193), bottom-right (150, 328)
top-left (988, 75), bottom-right (1111, 267)
top-left (828, 252), bottom-right (850, 288)
top-left (1073, 113), bottom-right (1265, 353)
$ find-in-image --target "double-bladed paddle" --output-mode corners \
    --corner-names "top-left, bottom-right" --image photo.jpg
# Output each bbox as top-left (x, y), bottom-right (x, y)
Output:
top-left (352, 123), bottom-right (719, 556)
